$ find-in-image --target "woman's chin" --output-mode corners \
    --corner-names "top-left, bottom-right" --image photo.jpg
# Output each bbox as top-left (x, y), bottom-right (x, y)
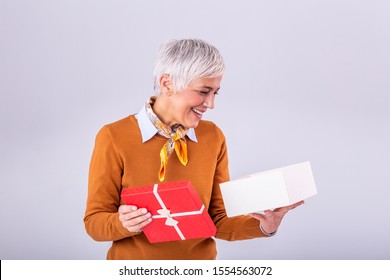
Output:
top-left (183, 119), bottom-right (200, 129)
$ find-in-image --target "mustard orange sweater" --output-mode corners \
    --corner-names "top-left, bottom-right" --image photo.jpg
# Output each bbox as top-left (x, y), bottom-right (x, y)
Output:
top-left (84, 115), bottom-right (264, 259)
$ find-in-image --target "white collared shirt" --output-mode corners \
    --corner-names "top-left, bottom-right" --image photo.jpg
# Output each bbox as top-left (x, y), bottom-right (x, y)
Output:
top-left (135, 104), bottom-right (198, 143)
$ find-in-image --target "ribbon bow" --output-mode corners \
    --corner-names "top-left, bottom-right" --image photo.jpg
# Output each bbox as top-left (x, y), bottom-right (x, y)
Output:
top-left (157, 209), bottom-right (179, 226)
top-left (151, 184), bottom-right (206, 241)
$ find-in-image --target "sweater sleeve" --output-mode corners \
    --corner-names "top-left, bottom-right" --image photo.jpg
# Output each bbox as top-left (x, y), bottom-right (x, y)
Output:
top-left (84, 126), bottom-right (139, 241)
top-left (208, 126), bottom-right (267, 241)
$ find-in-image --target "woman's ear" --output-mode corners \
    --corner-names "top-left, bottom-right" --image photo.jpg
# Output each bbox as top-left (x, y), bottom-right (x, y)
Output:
top-left (159, 74), bottom-right (174, 96)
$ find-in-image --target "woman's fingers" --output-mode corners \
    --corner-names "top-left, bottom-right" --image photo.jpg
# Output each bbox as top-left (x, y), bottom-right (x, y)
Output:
top-left (120, 207), bottom-right (147, 221)
top-left (122, 210), bottom-right (152, 227)
top-left (118, 205), bottom-right (137, 216)
top-left (292, 200), bottom-right (305, 208)
top-left (125, 216), bottom-right (152, 232)
top-left (248, 212), bottom-right (265, 221)
top-left (249, 201), bottom-right (305, 234)
top-left (118, 205), bottom-right (152, 232)
top-left (275, 200), bottom-right (305, 213)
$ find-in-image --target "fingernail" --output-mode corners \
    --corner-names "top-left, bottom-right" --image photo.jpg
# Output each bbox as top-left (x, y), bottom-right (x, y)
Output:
top-left (141, 208), bottom-right (147, 214)
top-left (131, 206), bottom-right (137, 211)
top-left (146, 213), bottom-right (151, 218)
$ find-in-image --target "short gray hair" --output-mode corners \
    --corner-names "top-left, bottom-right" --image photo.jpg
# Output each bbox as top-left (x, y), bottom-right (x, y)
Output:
top-left (153, 39), bottom-right (225, 94)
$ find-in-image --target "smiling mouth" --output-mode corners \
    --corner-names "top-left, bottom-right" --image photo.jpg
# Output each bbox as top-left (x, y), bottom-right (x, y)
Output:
top-left (192, 108), bottom-right (204, 117)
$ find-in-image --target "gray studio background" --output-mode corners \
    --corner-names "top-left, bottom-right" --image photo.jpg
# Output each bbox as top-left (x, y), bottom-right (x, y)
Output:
top-left (1, 0), bottom-right (389, 259)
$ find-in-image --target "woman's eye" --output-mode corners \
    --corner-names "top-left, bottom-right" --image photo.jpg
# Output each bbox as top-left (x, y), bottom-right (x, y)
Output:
top-left (200, 91), bottom-right (209, 95)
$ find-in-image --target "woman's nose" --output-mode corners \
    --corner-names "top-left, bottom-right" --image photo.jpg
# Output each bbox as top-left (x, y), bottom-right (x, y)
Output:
top-left (203, 93), bottom-right (215, 109)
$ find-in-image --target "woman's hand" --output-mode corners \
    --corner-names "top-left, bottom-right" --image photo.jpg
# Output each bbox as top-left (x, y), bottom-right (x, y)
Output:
top-left (249, 200), bottom-right (304, 235)
top-left (118, 205), bottom-right (152, 233)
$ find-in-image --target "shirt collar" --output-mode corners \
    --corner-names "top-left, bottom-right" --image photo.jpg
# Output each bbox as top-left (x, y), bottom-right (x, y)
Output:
top-left (135, 104), bottom-right (198, 143)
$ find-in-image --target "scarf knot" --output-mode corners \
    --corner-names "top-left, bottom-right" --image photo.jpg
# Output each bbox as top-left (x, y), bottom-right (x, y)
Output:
top-left (145, 97), bottom-right (188, 181)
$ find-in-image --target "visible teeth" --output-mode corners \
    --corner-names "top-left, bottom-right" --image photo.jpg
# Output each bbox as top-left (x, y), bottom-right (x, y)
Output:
top-left (192, 108), bottom-right (202, 115)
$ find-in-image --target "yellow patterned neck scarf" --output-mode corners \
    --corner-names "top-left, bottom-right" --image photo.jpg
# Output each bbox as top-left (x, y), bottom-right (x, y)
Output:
top-left (145, 97), bottom-right (189, 181)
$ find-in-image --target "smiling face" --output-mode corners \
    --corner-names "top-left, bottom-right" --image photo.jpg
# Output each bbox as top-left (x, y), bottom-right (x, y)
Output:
top-left (153, 76), bottom-right (222, 129)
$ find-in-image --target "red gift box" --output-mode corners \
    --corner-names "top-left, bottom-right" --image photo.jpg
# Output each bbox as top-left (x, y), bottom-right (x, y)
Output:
top-left (121, 180), bottom-right (216, 243)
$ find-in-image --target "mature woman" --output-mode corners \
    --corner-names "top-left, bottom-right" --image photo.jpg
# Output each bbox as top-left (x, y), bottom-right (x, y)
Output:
top-left (84, 39), bottom-right (303, 259)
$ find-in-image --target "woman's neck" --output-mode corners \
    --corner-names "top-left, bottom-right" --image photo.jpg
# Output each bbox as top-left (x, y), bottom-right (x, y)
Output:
top-left (152, 95), bottom-right (178, 128)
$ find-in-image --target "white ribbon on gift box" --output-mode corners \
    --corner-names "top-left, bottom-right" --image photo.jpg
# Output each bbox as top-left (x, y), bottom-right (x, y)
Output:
top-left (151, 183), bottom-right (205, 240)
